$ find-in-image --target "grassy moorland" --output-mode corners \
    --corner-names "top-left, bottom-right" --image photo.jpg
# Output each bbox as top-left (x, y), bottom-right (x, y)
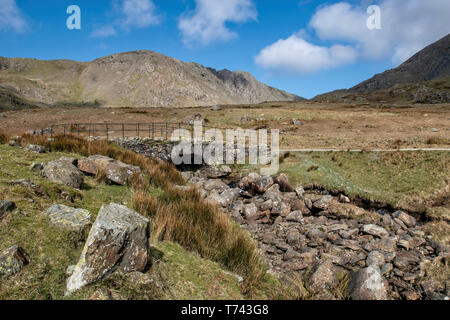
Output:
top-left (0, 135), bottom-right (290, 300)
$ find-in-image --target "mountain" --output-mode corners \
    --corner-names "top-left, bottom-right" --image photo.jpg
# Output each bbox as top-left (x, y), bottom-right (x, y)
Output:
top-left (0, 50), bottom-right (302, 110)
top-left (350, 34), bottom-right (450, 93)
top-left (313, 34), bottom-right (450, 104)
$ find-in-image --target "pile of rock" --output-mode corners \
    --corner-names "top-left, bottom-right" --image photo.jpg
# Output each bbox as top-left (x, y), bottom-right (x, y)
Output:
top-left (38, 155), bottom-right (143, 189)
top-left (186, 171), bottom-right (449, 300)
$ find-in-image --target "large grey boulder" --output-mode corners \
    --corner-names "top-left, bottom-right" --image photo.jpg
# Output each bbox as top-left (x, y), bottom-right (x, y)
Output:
top-left (77, 155), bottom-right (141, 186)
top-left (42, 160), bottom-right (84, 189)
top-left (348, 266), bottom-right (388, 300)
top-left (0, 200), bottom-right (16, 220)
top-left (0, 246), bottom-right (30, 276)
top-left (45, 205), bottom-right (92, 231)
top-left (65, 203), bottom-right (150, 295)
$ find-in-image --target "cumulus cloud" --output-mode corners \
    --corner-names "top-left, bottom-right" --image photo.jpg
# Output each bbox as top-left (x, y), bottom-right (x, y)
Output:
top-left (121, 0), bottom-right (162, 29)
top-left (255, 35), bottom-right (357, 74)
top-left (0, 0), bottom-right (27, 33)
top-left (256, 0), bottom-right (450, 74)
top-left (178, 0), bottom-right (257, 46)
top-left (91, 0), bottom-right (162, 38)
top-left (310, 0), bottom-right (450, 65)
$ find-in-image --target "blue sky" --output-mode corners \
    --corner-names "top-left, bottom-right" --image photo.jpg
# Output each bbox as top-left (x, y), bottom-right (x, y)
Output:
top-left (0, 0), bottom-right (449, 98)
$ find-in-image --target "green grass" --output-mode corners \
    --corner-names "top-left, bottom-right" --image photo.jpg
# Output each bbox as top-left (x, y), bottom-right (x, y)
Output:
top-left (239, 151), bottom-right (450, 214)
top-left (278, 151), bottom-right (449, 210)
top-left (0, 144), bottom-right (286, 299)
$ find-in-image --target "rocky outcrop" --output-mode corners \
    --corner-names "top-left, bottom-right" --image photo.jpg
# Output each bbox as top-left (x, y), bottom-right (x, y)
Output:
top-left (42, 159), bottom-right (84, 189)
top-left (45, 205), bottom-right (92, 231)
top-left (0, 246), bottom-right (30, 276)
top-left (77, 155), bottom-right (141, 186)
top-left (66, 203), bottom-right (150, 295)
top-left (0, 200), bottom-right (16, 220)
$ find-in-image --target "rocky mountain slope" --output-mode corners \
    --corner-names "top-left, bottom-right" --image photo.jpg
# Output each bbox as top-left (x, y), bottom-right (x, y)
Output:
top-left (313, 34), bottom-right (450, 104)
top-left (351, 34), bottom-right (450, 93)
top-left (0, 51), bottom-right (301, 109)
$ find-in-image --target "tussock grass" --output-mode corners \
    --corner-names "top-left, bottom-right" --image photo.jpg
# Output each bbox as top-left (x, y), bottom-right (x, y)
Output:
top-left (133, 186), bottom-right (267, 295)
top-left (19, 134), bottom-right (184, 188)
top-left (18, 134), bottom-right (267, 296)
top-left (0, 131), bottom-right (9, 145)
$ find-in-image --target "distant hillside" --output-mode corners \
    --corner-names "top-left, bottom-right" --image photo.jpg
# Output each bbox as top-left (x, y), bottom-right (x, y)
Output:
top-left (313, 34), bottom-right (450, 104)
top-left (351, 33), bottom-right (450, 93)
top-left (0, 51), bottom-right (302, 109)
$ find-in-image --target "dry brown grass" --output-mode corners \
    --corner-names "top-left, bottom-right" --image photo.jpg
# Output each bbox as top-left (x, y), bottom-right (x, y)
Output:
top-left (133, 186), bottom-right (267, 295)
top-left (17, 133), bottom-right (266, 296)
top-left (19, 134), bottom-right (184, 188)
top-left (0, 131), bottom-right (9, 145)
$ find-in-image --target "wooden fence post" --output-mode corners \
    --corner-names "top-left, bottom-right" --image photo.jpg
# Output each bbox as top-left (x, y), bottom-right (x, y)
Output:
top-left (106, 123), bottom-right (109, 140)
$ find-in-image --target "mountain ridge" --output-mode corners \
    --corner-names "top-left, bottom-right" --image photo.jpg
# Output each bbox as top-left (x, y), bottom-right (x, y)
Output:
top-left (0, 50), bottom-right (302, 110)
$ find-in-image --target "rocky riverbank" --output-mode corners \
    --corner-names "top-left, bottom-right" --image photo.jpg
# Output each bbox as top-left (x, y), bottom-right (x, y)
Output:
top-left (180, 168), bottom-right (449, 300)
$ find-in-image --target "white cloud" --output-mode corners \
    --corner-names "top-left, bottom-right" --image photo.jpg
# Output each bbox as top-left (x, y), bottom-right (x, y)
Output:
top-left (121, 0), bottom-right (162, 29)
top-left (90, 25), bottom-right (117, 38)
top-left (178, 0), bottom-right (257, 46)
top-left (91, 0), bottom-right (162, 38)
top-left (256, 0), bottom-right (450, 74)
top-left (0, 0), bottom-right (27, 33)
top-left (255, 35), bottom-right (357, 74)
top-left (309, 0), bottom-right (450, 65)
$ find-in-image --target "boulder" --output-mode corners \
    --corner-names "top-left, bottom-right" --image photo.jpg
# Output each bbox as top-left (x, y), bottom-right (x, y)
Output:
top-left (220, 188), bottom-right (240, 207)
top-left (0, 246), bottom-right (30, 276)
top-left (239, 173), bottom-right (274, 195)
top-left (201, 165), bottom-right (232, 179)
top-left (393, 211), bottom-right (417, 228)
top-left (307, 259), bottom-right (338, 293)
top-left (77, 155), bottom-right (141, 186)
top-left (243, 203), bottom-right (260, 220)
top-left (312, 195), bottom-right (333, 211)
top-left (348, 266), bottom-right (388, 300)
top-left (0, 200), bottom-right (16, 220)
top-left (274, 173), bottom-right (295, 192)
top-left (286, 210), bottom-right (303, 222)
top-left (45, 205), bottom-right (92, 231)
top-left (291, 118), bottom-right (304, 125)
top-left (203, 179), bottom-right (229, 193)
top-left (263, 184), bottom-right (282, 202)
top-left (25, 144), bottom-right (46, 153)
top-left (30, 162), bottom-right (44, 172)
top-left (66, 203), bottom-right (150, 295)
top-left (361, 224), bottom-right (389, 238)
top-left (294, 185), bottom-right (305, 197)
top-left (42, 160), bottom-right (84, 189)
top-left (58, 157), bottom-right (78, 166)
